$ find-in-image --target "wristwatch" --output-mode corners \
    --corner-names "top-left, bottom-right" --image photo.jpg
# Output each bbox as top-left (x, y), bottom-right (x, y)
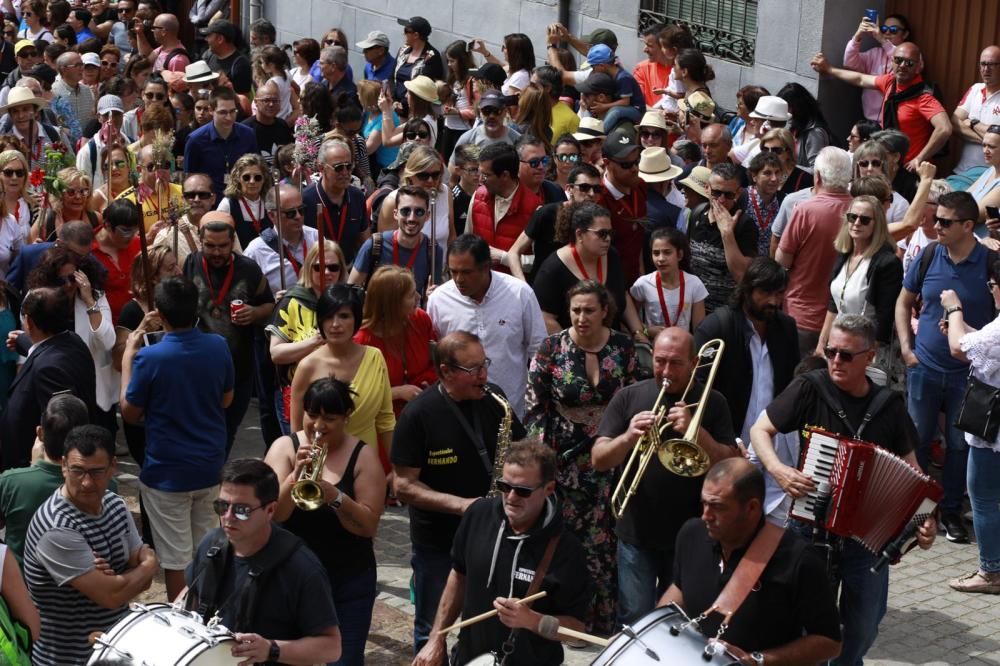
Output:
top-left (750, 652), bottom-right (765, 665)
top-left (329, 489), bottom-right (343, 509)
top-left (268, 640), bottom-right (280, 662)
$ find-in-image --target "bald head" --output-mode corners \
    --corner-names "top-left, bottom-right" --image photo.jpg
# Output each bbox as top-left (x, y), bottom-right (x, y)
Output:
top-left (981, 46), bottom-right (1000, 88)
top-left (893, 42), bottom-right (923, 82)
top-left (705, 457), bottom-right (765, 506)
top-left (153, 13), bottom-right (179, 36)
top-left (654, 326), bottom-right (696, 359)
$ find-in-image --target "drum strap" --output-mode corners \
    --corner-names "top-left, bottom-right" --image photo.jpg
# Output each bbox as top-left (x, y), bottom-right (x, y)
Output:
top-left (705, 521), bottom-right (784, 633)
top-left (493, 534), bottom-right (561, 665)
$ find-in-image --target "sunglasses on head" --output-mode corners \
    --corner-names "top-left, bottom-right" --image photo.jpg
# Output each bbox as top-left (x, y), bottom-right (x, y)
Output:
top-left (2, 168), bottom-right (24, 178)
top-left (893, 56), bottom-right (915, 68)
top-left (710, 189), bottom-right (738, 200)
top-left (573, 182), bottom-right (603, 194)
top-left (183, 190), bottom-right (213, 200)
top-left (587, 228), bottom-right (613, 240)
top-left (823, 346), bottom-right (870, 362)
top-left (880, 25), bottom-right (902, 34)
top-left (398, 206), bottom-right (426, 218)
top-left (311, 262), bottom-right (342, 272)
top-left (414, 170), bottom-right (441, 181)
top-left (405, 130), bottom-right (430, 140)
top-left (521, 155), bottom-right (551, 169)
top-left (325, 162), bottom-right (352, 173)
top-left (857, 159), bottom-right (882, 169)
top-left (845, 212), bottom-right (873, 226)
top-left (241, 173), bottom-right (264, 183)
top-left (555, 153), bottom-right (579, 163)
top-left (281, 205), bottom-right (307, 218)
top-left (494, 480), bottom-right (543, 498)
top-left (212, 499), bottom-right (263, 521)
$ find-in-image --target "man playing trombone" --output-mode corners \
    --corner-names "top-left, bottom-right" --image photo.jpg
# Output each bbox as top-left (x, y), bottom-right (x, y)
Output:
top-left (593, 327), bottom-right (738, 627)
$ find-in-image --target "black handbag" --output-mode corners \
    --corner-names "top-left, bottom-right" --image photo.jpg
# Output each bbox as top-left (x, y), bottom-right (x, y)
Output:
top-left (955, 372), bottom-right (1000, 441)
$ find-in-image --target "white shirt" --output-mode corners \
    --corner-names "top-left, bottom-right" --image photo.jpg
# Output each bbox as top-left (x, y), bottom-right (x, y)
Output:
top-left (897, 226), bottom-right (933, 274)
top-left (427, 270), bottom-right (546, 418)
top-left (74, 294), bottom-right (117, 411)
top-left (0, 204), bottom-right (30, 275)
top-left (956, 83), bottom-right (1000, 174)
top-left (422, 184), bottom-right (451, 255)
top-left (244, 226), bottom-right (318, 294)
top-left (629, 270), bottom-right (708, 331)
top-left (747, 410), bottom-right (799, 524)
top-left (502, 69), bottom-right (530, 97)
top-left (830, 256), bottom-right (873, 317)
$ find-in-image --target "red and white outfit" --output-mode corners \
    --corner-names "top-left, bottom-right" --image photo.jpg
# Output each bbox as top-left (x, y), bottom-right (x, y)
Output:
top-left (629, 269), bottom-right (708, 332)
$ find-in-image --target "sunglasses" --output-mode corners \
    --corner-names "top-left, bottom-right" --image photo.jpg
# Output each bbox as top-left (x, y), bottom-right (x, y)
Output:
top-left (241, 173), bottom-right (264, 183)
top-left (893, 56), bottom-right (915, 68)
top-left (494, 480), bottom-right (543, 498)
top-left (143, 161), bottom-right (170, 172)
top-left (311, 262), bottom-right (342, 272)
top-left (845, 212), bottom-right (873, 226)
top-left (414, 170), bottom-right (441, 181)
top-left (613, 159), bottom-right (640, 169)
top-left (573, 182), bottom-right (603, 194)
top-left (183, 190), bottom-right (213, 200)
top-left (880, 25), bottom-right (902, 35)
top-left (22, 11), bottom-right (32, 17)
top-left (640, 130), bottom-right (664, 139)
top-left (3, 31), bottom-right (15, 38)
top-left (212, 499), bottom-right (264, 521)
top-left (823, 346), bottom-right (870, 362)
top-left (521, 155), bottom-right (551, 169)
top-left (857, 159), bottom-right (882, 169)
top-left (934, 216), bottom-right (969, 228)
top-left (144, 92), bottom-right (166, 101)
top-left (324, 162), bottom-right (352, 173)
top-left (405, 131), bottom-right (430, 140)
top-left (480, 107), bottom-right (503, 117)
top-left (449, 358), bottom-right (492, 375)
top-left (555, 153), bottom-right (580, 163)
top-left (101, 60), bottom-right (117, 67)
top-left (17, 50), bottom-right (37, 58)
top-left (2, 168), bottom-right (24, 178)
top-left (587, 228), bottom-right (612, 240)
top-left (760, 145), bottom-right (786, 155)
top-left (281, 205), bottom-right (307, 218)
top-left (118, 6), bottom-right (135, 12)
top-left (398, 206), bottom-right (426, 218)
top-left (710, 189), bottom-right (738, 200)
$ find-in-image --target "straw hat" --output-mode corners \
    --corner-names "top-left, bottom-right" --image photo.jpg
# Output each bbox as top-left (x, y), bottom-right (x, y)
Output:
top-left (638, 147), bottom-right (682, 183)
top-left (183, 61), bottom-right (220, 84)
top-left (0, 87), bottom-right (48, 114)
top-left (638, 110), bottom-right (668, 132)
top-left (749, 96), bottom-right (791, 121)
top-left (679, 165), bottom-right (712, 199)
top-left (678, 91), bottom-right (716, 121)
top-left (403, 75), bottom-right (441, 104)
top-left (572, 117), bottom-right (606, 141)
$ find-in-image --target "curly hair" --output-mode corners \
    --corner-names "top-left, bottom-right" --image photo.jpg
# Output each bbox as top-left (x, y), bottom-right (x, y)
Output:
top-left (27, 245), bottom-right (104, 292)
top-left (223, 153), bottom-right (273, 199)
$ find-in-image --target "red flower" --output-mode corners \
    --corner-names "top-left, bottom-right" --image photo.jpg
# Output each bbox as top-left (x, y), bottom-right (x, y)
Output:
top-left (29, 169), bottom-right (44, 187)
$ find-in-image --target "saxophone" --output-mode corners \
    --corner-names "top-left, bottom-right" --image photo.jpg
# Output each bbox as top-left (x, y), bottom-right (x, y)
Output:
top-left (484, 386), bottom-right (513, 497)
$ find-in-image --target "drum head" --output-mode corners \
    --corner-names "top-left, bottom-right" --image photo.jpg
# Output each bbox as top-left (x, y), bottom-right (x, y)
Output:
top-left (465, 654), bottom-right (498, 665)
top-left (592, 604), bottom-right (739, 665)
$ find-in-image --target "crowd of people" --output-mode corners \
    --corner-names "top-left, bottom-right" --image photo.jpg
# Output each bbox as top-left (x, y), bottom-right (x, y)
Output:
top-left (0, 2), bottom-right (993, 665)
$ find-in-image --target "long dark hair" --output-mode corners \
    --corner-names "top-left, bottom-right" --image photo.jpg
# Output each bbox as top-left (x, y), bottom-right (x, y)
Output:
top-left (27, 246), bottom-right (105, 292)
top-left (777, 82), bottom-right (828, 134)
top-left (445, 40), bottom-right (474, 88)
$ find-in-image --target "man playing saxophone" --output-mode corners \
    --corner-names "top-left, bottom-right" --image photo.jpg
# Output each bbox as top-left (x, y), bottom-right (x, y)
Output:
top-left (392, 331), bottom-right (527, 655)
top-left (593, 327), bottom-right (738, 628)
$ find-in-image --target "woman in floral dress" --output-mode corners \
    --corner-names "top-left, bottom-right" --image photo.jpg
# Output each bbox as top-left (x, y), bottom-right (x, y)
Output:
top-left (525, 280), bottom-right (636, 634)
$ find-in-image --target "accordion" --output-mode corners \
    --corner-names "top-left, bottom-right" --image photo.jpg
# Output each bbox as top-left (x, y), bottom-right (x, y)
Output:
top-left (790, 428), bottom-right (943, 568)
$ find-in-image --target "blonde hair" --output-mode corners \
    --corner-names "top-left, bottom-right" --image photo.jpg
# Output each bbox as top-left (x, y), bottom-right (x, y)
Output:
top-left (300, 239), bottom-right (347, 290)
top-left (402, 145), bottom-right (442, 183)
top-left (0, 149), bottom-right (34, 210)
top-left (852, 141), bottom-right (890, 179)
top-left (223, 153), bottom-right (273, 199)
top-left (834, 194), bottom-right (890, 258)
top-left (357, 79), bottom-right (380, 110)
top-left (760, 127), bottom-right (796, 170)
top-left (130, 245), bottom-right (175, 307)
top-left (360, 265), bottom-right (417, 339)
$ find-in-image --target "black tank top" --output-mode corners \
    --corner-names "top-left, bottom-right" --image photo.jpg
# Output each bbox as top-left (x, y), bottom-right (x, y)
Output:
top-left (282, 434), bottom-right (376, 579)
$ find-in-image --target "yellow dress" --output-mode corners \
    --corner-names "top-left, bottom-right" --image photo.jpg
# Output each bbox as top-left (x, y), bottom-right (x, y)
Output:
top-left (346, 345), bottom-right (396, 451)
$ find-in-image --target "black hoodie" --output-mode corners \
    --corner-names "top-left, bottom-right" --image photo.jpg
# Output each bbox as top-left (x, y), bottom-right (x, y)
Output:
top-left (451, 495), bottom-right (590, 665)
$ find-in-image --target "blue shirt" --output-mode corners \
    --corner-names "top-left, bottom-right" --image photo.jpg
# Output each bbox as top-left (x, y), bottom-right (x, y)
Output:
top-left (310, 60), bottom-right (354, 83)
top-left (614, 68), bottom-right (646, 116)
top-left (365, 54), bottom-right (396, 81)
top-left (352, 230), bottom-right (444, 293)
top-left (904, 242), bottom-right (994, 372)
top-left (126, 328), bottom-right (235, 491)
top-left (363, 110), bottom-right (399, 169)
top-left (75, 28), bottom-right (96, 42)
top-left (183, 121), bottom-right (258, 199)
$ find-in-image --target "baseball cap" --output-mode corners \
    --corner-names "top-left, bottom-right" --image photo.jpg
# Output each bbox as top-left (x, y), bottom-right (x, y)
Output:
top-left (584, 28), bottom-right (618, 49)
top-left (586, 44), bottom-right (614, 66)
top-left (602, 126), bottom-right (640, 160)
top-left (397, 16), bottom-right (432, 38)
top-left (97, 94), bottom-right (124, 115)
top-left (356, 30), bottom-right (389, 50)
top-left (577, 72), bottom-right (617, 98)
top-left (479, 90), bottom-right (505, 109)
top-left (82, 52), bottom-right (100, 68)
top-left (206, 19), bottom-right (237, 43)
top-left (14, 40), bottom-right (35, 56)
top-left (470, 63), bottom-right (506, 90)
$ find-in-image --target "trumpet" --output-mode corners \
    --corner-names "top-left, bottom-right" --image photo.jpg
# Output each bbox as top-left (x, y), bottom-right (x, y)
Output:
top-left (611, 339), bottom-right (725, 520)
top-left (291, 429), bottom-right (328, 511)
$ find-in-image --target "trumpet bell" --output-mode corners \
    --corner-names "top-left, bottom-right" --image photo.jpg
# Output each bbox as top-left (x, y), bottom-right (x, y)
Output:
top-left (657, 438), bottom-right (710, 477)
top-left (291, 479), bottom-right (326, 511)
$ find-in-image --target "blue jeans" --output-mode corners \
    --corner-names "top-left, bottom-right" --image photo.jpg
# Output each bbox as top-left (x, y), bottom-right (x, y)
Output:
top-left (905, 363), bottom-right (969, 513)
top-left (969, 446), bottom-right (1000, 573)
top-left (616, 540), bottom-right (673, 627)
top-left (833, 539), bottom-right (888, 666)
top-left (411, 543), bottom-right (452, 654)
top-left (602, 106), bottom-right (643, 133)
top-left (329, 566), bottom-right (377, 666)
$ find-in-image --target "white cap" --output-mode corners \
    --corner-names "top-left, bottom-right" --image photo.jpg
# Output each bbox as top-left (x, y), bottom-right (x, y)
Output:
top-left (97, 94), bottom-right (124, 115)
top-left (81, 52), bottom-right (100, 68)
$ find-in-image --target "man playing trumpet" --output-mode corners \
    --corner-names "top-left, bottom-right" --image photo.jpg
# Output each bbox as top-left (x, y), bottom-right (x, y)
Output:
top-left (593, 327), bottom-right (738, 627)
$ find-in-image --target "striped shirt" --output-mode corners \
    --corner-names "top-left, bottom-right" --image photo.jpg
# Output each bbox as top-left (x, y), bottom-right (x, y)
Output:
top-left (24, 490), bottom-right (142, 666)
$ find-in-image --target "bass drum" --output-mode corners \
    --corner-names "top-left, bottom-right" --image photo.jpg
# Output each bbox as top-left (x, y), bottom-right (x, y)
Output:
top-left (591, 604), bottom-right (739, 665)
top-left (88, 603), bottom-right (241, 666)
top-left (464, 655), bottom-right (499, 665)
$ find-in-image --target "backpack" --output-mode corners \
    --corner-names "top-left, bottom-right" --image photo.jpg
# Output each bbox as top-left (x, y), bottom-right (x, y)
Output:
top-left (913, 241), bottom-right (999, 312)
top-left (161, 46), bottom-right (188, 71)
top-left (801, 370), bottom-right (895, 440)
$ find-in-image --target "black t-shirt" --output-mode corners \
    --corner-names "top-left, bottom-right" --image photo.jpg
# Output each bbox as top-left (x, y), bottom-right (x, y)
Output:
top-left (673, 518), bottom-right (842, 652)
top-left (242, 116), bottom-right (293, 165)
top-left (390, 383), bottom-right (526, 551)
top-left (524, 202), bottom-right (560, 283)
top-left (765, 370), bottom-right (916, 457)
top-left (302, 183), bottom-right (367, 266)
top-left (531, 249), bottom-right (626, 330)
top-left (688, 206), bottom-right (758, 314)
top-left (595, 378), bottom-right (736, 549)
top-left (451, 497), bottom-right (590, 666)
top-left (205, 50), bottom-right (252, 94)
top-left (117, 299), bottom-right (144, 330)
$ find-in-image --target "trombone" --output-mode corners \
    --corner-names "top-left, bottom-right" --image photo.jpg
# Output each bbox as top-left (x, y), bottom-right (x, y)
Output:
top-left (611, 338), bottom-right (726, 520)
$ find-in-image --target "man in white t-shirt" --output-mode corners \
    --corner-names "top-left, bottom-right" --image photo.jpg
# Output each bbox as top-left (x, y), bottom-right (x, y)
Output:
top-left (952, 45), bottom-right (1000, 176)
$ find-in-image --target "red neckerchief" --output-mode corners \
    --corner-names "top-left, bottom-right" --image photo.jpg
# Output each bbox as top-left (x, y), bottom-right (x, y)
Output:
top-left (570, 243), bottom-right (603, 282)
top-left (392, 231), bottom-right (422, 269)
top-left (612, 187), bottom-right (642, 220)
top-left (241, 197), bottom-right (262, 234)
top-left (749, 187), bottom-right (777, 233)
top-left (12, 199), bottom-right (19, 225)
top-left (284, 236), bottom-right (306, 275)
top-left (200, 255), bottom-right (235, 307)
top-left (656, 270), bottom-right (685, 327)
top-left (317, 182), bottom-right (349, 241)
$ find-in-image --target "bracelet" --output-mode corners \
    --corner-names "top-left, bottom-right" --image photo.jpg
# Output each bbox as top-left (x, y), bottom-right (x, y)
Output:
top-left (86, 302), bottom-right (101, 314)
top-left (945, 306), bottom-right (963, 317)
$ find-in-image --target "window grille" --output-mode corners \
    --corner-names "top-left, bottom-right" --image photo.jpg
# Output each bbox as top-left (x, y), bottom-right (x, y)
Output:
top-left (639, 0), bottom-right (758, 66)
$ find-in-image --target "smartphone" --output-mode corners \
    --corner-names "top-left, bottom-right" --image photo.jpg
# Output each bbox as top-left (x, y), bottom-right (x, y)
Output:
top-left (987, 205), bottom-right (999, 220)
top-left (143, 331), bottom-right (166, 346)
top-left (864, 8), bottom-right (878, 23)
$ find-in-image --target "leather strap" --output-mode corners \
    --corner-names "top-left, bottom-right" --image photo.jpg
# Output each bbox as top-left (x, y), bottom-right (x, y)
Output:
top-left (526, 533), bottom-right (561, 598)
top-left (706, 521), bottom-right (784, 628)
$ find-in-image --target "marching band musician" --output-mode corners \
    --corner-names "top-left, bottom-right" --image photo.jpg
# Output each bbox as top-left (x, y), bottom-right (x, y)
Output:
top-left (413, 440), bottom-right (590, 666)
top-left (391, 331), bottom-right (527, 655)
top-left (750, 313), bottom-right (936, 665)
top-left (593, 327), bottom-right (738, 627)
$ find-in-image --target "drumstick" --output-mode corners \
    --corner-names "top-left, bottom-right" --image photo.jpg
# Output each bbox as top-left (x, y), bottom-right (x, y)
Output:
top-left (556, 626), bottom-right (610, 647)
top-left (437, 591), bottom-right (547, 634)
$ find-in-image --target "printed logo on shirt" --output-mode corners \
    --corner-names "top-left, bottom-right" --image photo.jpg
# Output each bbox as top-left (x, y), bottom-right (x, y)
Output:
top-left (513, 566), bottom-right (537, 583)
top-left (428, 448), bottom-right (458, 465)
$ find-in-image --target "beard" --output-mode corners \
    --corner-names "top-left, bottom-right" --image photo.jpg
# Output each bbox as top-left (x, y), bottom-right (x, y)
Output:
top-left (746, 301), bottom-right (779, 321)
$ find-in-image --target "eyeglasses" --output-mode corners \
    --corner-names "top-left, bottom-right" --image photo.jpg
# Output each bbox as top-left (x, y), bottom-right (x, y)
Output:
top-left (256, 97), bottom-right (279, 104)
top-left (880, 25), bottom-right (902, 35)
top-left (449, 358), bottom-right (492, 375)
top-left (573, 182), bottom-right (603, 194)
top-left (893, 56), bottom-right (915, 68)
top-left (494, 480), bottom-right (544, 498)
top-left (612, 159), bottom-right (640, 169)
top-left (555, 153), bottom-right (579, 163)
top-left (413, 170), bottom-right (441, 181)
top-left (311, 262), bottom-right (342, 272)
top-left (212, 499), bottom-right (264, 521)
top-left (2, 168), bottom-right (25, 178)
top-left (405, 131), bottom-right (430, 140)
top-left (981, 62), bottom-right (1000, 69)
top-left (143, 161), bottom-right (170, 172)
top-left (823, 346), bottom-right (870, 362)
top-left (480, 107), bottom-right (503, 117)
top-left (241, 173), bottom-right (264, 183)
top-left (183, 190), bottom-right (213, 200)
top-left (640, 130), bottom-right (663, 139)
top-left (22, 11), bottom-right (32, 17)
top-left (587, 228), bottom-right (612, 240)
top-left (281, 205), bottom-right (306, 218)
top-left (710, 189), bottom-right (738, 200)
top-left (398, 206), bottom-right (426, 218)
top-left (63, 187), bottom-right (89, 196)
top-left (324, 162), bottom-right (352, 174)
top-left (845, 212), bottom-right (874, 226)
top-left (118, 6), bottom-right (135, 12)
top-left (65, 465), bottom-right (110, 479)
top-left (521, 155), bottom-right (551, 169)
top-left (3, 31), bottom-right (15, 38)
top-left (934, 216), bottom-right (968, 228)
top-left (857, 159), bottom-right (882, 169)
top-left (17, 50), bottom-right (37, 58)
top-left (101, 60), bottom-right (118, 68)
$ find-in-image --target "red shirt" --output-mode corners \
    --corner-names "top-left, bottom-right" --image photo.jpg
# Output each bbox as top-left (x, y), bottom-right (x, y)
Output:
top-left (633, 59), bottom-right (671, 107)
top-left (91, 235), bottom-right (140, 324)
top-left (353, 308), bottom-right (437, 417)
top-left (598, 178), bottom-right (648, 285)
top-left (875, 73), bottom-right (945, 162)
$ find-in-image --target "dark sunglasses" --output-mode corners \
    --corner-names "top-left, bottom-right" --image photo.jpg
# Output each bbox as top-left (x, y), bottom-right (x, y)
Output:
top-left (934, 216), bottom-right (969, 228)
top-left (480, 107), bottom-right (503, 117)
top-left (398, 206), bottom-right (427, 218)
top-left (880, 25), bottom-right (902, 35)
top-left (893, 56), bottom-right (915, 68)
top-left (22, 11), bottom-right (32, 17)
top-left (281, 205), bottom-right (307, 218)
top-left (144, 92), bottom-right (166, 101)
top-left (17, 50), bottom-right (37, 58)
top-left (494, 480), bottom-right (543, 498)
top-left (640, 130), bottom-right (665, 140)
top-left (845, 212), bottom-right (873, 226)
top-left (118, 6), bottom-right (135, 12)
top-left (325, 162), bottom-right (352, 173)
top-left (143, 161), bottom-right (170, 172)
top-left (212, 499), bottom-right (263, 521)
top-left (2, 168), bottom-right (25, 178)
top-left (183, 190), bottom-right (213, 200)
top-left (405, 131), bottom-right (430, 140)
top-left (241, 173), bottom-right (264, 183)
top-left (413, 170), bottom-right (441, 181)
top-left (555, 153), bottom-right (580, 163)
top-left (760, 145), bottom-right (786, 154)
top-left (587, 228), bottom-right (613, 240)
top-left (613, 159), bottom-right (640, 169)
top-left (823, 346), bottom-right (870, 362)
top-left (521, 155), bottom-right (551, 169)
top-left (710, 189), bottom-right (738, 200)
top-left (573, 182), bottom-right (603, 194)
top-left (101, 60), bottom-right (117, 67)
top-left (311, 262), bottom-right (342, 272)
top-left (857, 159), bottom-right (882, 169)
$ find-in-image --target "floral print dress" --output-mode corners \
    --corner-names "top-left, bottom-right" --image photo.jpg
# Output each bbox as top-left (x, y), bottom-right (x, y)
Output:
top-left (525, 329), bottom-right (636, 634)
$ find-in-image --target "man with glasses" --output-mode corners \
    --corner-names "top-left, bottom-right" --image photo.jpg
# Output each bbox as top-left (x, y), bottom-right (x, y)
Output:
top-left (241, 79), bottom-right (292, 165)
top-left (517, 133), bottom-right (566, 206)
top-left (119, 144), bottom-right (184, 235)
top-left (302, 138), bottom-right (367, 264)
top-left (185, 459), bottom-right (342, 665)
top-left (348, 185), bottom-right (442, 293)
top-left (184, 86), bottom-right (258, 200)
top-left (414, 439), bottom-right (588, 666)
top-left (952, 45), bottom-right (1000, 180)
top-left (6, 219), bottom-right (97, 293)
top-left (392, 331), bottom-right (528, 655)
top-left (52, 51), bottom-right (95, 127)
top-left (245, 183), bottom-right (317, 295)
top-left (120, 276), bottom-right (234, 600)
top-left (896, 190), bottom-right (997, 544)
top-left (23, 424), bottom-right (158, 666)
top-left (0, 40), bottom-right (37, 106)
top-left (776, 147), bottom-right (854, 355)
top-left (811, 43), bottom-right (951, 170)
top-left (596, 126), bottom-right (647, 285)
top-left (152, 173), bottom-right (224, 263)
top-left (452, 90), bottom-right (521, 156)
top-left (147, 13), bottom-right (189, 78)
top-left (108, 0), bottom-right (135, 55)
top-left (751, 313), bottom-right (935, 665)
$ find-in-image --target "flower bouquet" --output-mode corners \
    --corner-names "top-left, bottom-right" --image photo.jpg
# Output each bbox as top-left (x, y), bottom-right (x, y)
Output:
top-left (28, 143), bottom-right (75, 228)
